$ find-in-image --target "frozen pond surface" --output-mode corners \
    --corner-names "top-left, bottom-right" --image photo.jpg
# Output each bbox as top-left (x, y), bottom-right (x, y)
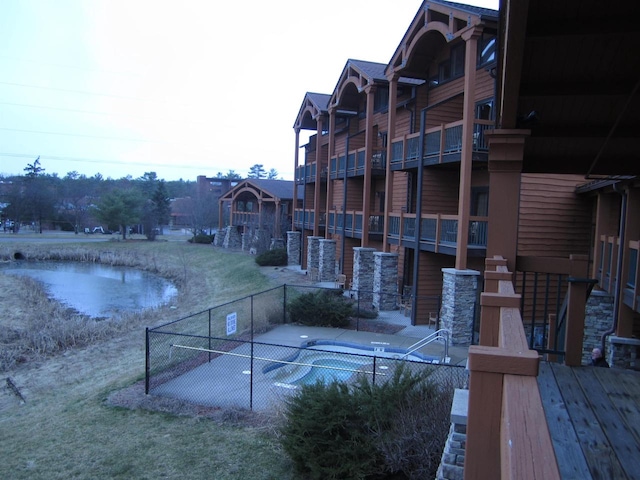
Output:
top-left (1, 261), bottom-right (177, 318)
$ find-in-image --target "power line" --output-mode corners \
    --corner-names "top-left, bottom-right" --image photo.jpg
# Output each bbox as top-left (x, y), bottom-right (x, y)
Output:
top-left (0, 80), bottom-right (150, 102)
top-left (0, 152), bottom-right (219, 172)
top-left (0, 127), bottom-right (164, 144)
top-left (0, 101), bottom-right (205, 125)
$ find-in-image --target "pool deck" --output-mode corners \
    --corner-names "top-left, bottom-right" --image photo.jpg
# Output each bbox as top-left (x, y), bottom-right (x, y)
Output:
top-left (151, 321), bottom-right (469, 412)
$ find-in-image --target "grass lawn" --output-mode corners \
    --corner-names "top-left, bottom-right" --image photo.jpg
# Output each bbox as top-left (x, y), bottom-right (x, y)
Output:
top-left (0, 236), bottom-right (301, 480)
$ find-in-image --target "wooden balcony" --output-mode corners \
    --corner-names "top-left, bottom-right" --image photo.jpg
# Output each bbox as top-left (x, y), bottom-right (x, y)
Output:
top-left (386, 212), bottom-right (488, 256)
top-left (295, 162), bottom-right (327, 185)
top-left (390, 119), bottom-right (493, 171)
top-left (465, 255), bottom-right (640, 479)
top-left (231, 211), bottom-right (259, 226)
top-left (326, 210), bottom-right (384, 239)
top-left (328, 150), bottom-right (386, 180)
top-left (293, 209), bottom-right (325, 230)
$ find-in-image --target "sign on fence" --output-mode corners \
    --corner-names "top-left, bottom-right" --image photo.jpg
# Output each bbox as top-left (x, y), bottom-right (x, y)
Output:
top-left (226, 312), bottom-right (237, 335)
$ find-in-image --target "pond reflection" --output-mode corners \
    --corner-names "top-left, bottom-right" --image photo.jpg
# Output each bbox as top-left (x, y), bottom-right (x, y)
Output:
top-left (1, 261), bottom-right (177, 318)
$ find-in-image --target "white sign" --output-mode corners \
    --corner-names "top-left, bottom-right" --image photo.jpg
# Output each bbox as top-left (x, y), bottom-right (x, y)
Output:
top-left (226, 312), bottom-right (237, 335)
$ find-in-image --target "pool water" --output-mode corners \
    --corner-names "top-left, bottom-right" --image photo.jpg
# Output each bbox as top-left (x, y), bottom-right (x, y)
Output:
top-left (294, 358), bottom-right (368, 385)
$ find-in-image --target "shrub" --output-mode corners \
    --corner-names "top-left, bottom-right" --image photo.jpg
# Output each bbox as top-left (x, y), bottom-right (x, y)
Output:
top-left (279, 364), bottom-right (453, 480)
top-left (287, 290), bottom-right (353, 327)
top-left (189, 234), bottom-right (214, 244)
top-left (255, 248), bottom-right (288, 266)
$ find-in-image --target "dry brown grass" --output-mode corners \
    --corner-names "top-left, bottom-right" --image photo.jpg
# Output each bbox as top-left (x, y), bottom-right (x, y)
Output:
top-left (0, 237), bottom-right (299, 480)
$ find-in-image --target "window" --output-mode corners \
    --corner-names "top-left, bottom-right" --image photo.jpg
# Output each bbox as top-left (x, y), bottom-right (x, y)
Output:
top-left (374, 86), bottom-right (389, 112)
top-left (471, 187), bottom-right (489, 216)
top-left (438, 44), bottom-right (465, 83)
top-left (475, 99), bottom-right (494, 120)
top-left (478, 32), bottom-right (496, 66)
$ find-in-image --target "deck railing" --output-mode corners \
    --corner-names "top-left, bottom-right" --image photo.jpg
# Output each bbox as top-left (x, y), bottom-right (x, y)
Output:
top-left (464, 255), bottom-right (560, 480)
top-left (390, 119), bottom-right (493, 169)
top-left (387, 212), bottom-right (488, 249)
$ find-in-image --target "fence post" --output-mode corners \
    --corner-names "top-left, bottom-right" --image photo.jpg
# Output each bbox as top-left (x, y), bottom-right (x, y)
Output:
top-left (145, 327), bottom-right (150, 394)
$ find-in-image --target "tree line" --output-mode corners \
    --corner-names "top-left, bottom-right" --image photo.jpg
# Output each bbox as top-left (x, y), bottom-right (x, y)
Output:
top-left (0, 160), bottom-right (281, 240)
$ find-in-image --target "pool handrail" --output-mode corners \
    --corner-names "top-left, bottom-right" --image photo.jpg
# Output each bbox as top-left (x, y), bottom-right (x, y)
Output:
top-left (401, 328), bottom-right (450, 362)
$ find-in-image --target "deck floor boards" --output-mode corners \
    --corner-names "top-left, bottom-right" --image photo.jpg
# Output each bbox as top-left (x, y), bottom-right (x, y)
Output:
top-left (538, 363), bottom-right (640, 480)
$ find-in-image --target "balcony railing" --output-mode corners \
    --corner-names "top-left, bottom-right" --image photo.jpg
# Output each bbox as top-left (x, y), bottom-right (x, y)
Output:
top-left (232, 211), bottom-right (259, 226)
top-left (295, 162), bottom-right (326, 184)
top-left (465, 256), bottom-right (560, 480)
top-left (329, 150), bottom-right (388, 179)
top-left (326, 210), bottom-right (384, 238)
top-left (390, 119), bottom-right (493, 170)
top-left (293, 209), bottom-right (325, 230)
top-left (388, 213), bottom-right (488, 251)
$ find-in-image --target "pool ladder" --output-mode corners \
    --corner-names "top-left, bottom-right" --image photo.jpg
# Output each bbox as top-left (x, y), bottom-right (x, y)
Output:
top-left (400, 329), bottom-right (450, 364)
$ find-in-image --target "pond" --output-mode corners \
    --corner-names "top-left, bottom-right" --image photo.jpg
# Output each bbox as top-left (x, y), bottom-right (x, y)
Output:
top-left (0, 261), bottom-right (177, 318)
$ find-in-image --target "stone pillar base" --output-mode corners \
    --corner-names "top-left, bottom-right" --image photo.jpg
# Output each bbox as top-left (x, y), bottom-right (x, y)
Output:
top-left (373, 252), bottom-right (398, 311)
top-left (441, 268), bottom-right (480, 346)
top-left (286, 231), bottom-right (301, 266)
top-left (608, 336), bottom-right (640, 370)
top-left (319, 239), bottom-right (337, 282)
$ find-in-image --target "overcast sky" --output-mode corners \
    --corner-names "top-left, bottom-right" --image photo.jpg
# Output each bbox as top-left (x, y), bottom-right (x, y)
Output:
top-left (0, 0), bottom-right (498, 182)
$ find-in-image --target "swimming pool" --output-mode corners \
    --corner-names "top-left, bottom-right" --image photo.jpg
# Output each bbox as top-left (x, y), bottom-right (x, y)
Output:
top-left (263, 340), bottom-right (439, 388)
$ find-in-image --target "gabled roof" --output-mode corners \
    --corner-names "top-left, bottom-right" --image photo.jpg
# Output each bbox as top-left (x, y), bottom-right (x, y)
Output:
top-left (329, 59), bottom-right (424, 111)
top-left (219, 179), bottom-right (302, 202)
top-left (385, 0), bottom-right (498, 79)
top-left (436, 0), bottom-right (498, 19)
top-left (293, 92), bottom-right (331, 131)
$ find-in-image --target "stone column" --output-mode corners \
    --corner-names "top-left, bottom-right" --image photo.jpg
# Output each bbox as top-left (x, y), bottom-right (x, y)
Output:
top-left (373, 252), bottom-right (398, 311)
top-left (441, 268), bottom-right (481, 346)
top-left (306, 236), bottom-right (322, 276)
top-left (319, 239), bottom-right (337, 282)
top-left (436, 389), bottom-right (468, 480)
top-left (353, 247), bottom-right (375, 307)
top-left (608, 336), bottom-right (640, 369)
top-left (286, 231), bottom-right (301, 266)
top-left (582, 290), bottom-right (614, 365)
top-left (222, 226), bottom-right (241, 249)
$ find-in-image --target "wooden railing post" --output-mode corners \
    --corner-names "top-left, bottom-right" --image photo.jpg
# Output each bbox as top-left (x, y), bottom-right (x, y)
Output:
top-left (564, 254), bottom-right (589, 366)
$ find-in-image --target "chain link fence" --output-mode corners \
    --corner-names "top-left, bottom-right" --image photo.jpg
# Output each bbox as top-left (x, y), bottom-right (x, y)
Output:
top-left (146, 284), bottom-right (462, 411)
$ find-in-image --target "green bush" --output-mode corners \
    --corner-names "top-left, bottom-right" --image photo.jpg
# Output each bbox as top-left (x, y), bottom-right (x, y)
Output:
top-left (287, 290), bottom-right (353, 327)
top-left (279, 364), bottom-right (453, 480)
top-left (255, 248), bottom-right (288, 266)
top-left (189, 234), bottom-right (214, 244)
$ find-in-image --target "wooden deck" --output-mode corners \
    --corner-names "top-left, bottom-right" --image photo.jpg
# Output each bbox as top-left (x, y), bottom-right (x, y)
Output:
top-left (538, 363), bottom-right (640, 479)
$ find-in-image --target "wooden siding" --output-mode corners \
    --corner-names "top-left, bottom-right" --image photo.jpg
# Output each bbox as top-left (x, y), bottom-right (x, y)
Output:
top-left (394, 108), bottom-right (414, 136)
top-left (428, 76), bottom-right (465, 106)
top-left (417, 252), bottom-right (454, 296)
top-left (421, 171), bottom-right (460, 214)
top-left (331, 180), bottom-right (344, 209)
top-left (473, 68), bottom-right (495, 102)
top-left (518, 175), bottom-right (592, 258)
top-left (391, 171), bottom-right (410, 212)
top-left (425, 96), bottom-right (464, 129)
top-left (304, 187), bottom-right (314, 205)
top-left (346, 179), bottom-right (364, 211)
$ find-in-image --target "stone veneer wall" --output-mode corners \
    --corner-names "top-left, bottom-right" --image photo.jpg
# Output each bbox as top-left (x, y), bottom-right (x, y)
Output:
top-left (373, 252), bottom-right (398, 311)
top-left (306, 236), bottom-right (321, 276)
top-left (436, 389), bottom-right (468, 480)
top-left (582, 290), bottom-right (614, 365)
top-left (609, 336), bottom-right (640, 370)
top-left (222, 226), bottom-right (241, 249)
top-left (352, 247), bottom-right (375, 307)
top-left (318, 239), bottom-right (337, 282)
top-left (441, 269), bottom-right (480, 346)
top-left (286, 231), bottom-right (301, 266)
